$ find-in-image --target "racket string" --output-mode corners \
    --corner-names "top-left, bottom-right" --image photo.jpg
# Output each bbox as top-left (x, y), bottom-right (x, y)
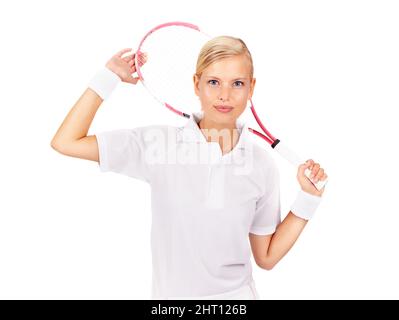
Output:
top-left (136, 26), bottom-right (208, 115)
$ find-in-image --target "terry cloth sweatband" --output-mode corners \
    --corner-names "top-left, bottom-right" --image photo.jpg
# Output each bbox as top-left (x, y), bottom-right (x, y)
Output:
top-left (88, 67), bottom-right (121, 100)
top-left (290, 189), bottom-right (322, 220)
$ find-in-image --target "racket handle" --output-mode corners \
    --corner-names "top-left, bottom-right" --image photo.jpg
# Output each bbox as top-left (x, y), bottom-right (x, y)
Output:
top-left (272, 140), bottom-right (328, 191)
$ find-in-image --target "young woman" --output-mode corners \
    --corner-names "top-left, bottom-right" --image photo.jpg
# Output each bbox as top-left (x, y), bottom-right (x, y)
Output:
top-left (51, 36), bottom-right (328, 300)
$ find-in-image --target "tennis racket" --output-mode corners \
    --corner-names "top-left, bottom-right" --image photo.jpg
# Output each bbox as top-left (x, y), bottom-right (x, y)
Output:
top-left (134, 21), bottom-right (328, 191)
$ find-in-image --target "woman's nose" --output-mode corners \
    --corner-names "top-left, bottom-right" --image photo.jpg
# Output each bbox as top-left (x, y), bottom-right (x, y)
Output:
top-left (218, 85), bottom-right (230, 101)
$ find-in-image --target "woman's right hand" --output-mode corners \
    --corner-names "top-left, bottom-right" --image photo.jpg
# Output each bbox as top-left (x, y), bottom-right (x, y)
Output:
top-left (105, 48), bottom-right (147, 85)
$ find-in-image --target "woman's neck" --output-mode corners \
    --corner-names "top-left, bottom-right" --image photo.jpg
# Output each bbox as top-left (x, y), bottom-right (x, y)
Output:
top-left (198, 118), bottom-right (240, 155)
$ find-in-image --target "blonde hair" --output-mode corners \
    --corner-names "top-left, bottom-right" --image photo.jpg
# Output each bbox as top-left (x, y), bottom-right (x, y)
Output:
top-left (195, 36), bottom-right (254, 79)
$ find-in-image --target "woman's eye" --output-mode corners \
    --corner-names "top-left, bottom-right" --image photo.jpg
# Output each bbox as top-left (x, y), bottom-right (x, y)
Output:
top-left (207, 79), bottom-right (244, 87)
top-left (233, 81), bottom-right (244, 87)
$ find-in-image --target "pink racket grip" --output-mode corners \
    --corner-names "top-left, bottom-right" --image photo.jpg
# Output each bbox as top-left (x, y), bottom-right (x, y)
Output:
top-left (272, 140), bottom-right (328, 191)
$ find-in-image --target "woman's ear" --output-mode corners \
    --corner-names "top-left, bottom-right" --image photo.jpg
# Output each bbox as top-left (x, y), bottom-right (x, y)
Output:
top-left (249, 77), bottom-right (256, 99)
top-left (193, 74), bottom-right (200, 96)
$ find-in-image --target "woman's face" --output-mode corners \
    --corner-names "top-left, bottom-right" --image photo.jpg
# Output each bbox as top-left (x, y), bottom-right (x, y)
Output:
top-left (193, 54), bottom-right (256, 126)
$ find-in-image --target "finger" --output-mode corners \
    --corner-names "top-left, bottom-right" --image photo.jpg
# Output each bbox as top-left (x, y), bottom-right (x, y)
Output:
top-left (321, 173), bottom-right (328, 181)
top-left (304, 159), bottom-right (314, 171)
top-left (138, 51), bottom-right (147, 59)
top-left (315, 168), bottom-right (324, 178)
top-left (128, 76), bottom-right (140, 84)
top-left (130, 65), bottom-right (137, 73)
top-left (137, 52), bottom-right (148, 66)
top-left (132, 76), bottom-right (140, 84)
top-left (123, 53), bottom-right (135, 62)
top-left (302, 159), bottom-right (313, 169)
top-left (298, 160), bottom-right (313, 177)
top-left (139, 57), bottom-right (147, 66)
top-left (310, 163), bottom-right (320, 179)
top-left (313, 168), bottom-right (324, 183)
top-left (116, 48), bottom-right (133, 57)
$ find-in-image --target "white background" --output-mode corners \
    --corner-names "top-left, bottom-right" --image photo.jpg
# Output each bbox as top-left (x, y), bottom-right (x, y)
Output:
top-left (0, 0), bottom-right (398, 299)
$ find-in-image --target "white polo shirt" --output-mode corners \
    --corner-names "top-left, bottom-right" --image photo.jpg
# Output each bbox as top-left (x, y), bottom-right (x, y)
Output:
top-left (95, 111), bottom-right (281, 299)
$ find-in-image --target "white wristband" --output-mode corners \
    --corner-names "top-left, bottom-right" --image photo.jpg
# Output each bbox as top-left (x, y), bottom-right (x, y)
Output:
top-left (290, 189), bottom-right (322, 220)
top-left (88, 67), bottom-right (121, 100)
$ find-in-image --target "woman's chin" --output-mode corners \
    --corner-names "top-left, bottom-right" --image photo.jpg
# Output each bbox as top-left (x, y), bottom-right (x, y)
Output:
top-left (211, 113), bottom-right (237, 125)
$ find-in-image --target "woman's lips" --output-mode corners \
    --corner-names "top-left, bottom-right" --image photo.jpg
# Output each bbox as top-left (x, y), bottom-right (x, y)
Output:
top-left (214, 105), bottom-right (233, 113)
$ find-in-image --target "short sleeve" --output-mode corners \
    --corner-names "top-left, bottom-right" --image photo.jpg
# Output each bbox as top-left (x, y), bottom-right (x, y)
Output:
top-left (249, 161), bottom-right (281, 235)
top-left (95, 127), bottom-right (151, 183)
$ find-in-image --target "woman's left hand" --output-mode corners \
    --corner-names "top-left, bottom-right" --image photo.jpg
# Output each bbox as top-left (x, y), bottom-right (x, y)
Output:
top-left (297, 159), bottom-right (328, 197)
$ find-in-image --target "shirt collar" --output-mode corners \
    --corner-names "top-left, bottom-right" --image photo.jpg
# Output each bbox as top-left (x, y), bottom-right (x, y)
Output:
top-left (181, 110), bottom-right (249, 151)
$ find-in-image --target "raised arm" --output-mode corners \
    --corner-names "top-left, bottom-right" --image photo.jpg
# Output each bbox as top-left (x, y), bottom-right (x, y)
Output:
top-left (50, 87), bottom-right (105, 162)
top-left (50, 48), bottom-right (146, 162)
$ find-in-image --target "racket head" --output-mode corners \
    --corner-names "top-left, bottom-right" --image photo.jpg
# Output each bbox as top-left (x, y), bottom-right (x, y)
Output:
top-left (134, 21), bottom-right (212, 118)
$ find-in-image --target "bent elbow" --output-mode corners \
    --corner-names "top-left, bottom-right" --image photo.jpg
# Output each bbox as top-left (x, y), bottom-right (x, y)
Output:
top-left (50, 139), bottom-right (70, 155)
top-left (258, 258), bottom-right (276, 271)
top-left (50, 139), bottom-right (58, 150)
top-left (50, 139), bottom-right (63, 153)
top-left (262, 263), bottom-right (275, 271)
